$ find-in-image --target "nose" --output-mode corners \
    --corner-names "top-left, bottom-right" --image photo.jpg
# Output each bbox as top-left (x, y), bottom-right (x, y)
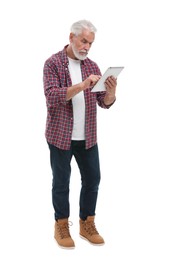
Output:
top-left (84, 42), bottom-right (90, 50)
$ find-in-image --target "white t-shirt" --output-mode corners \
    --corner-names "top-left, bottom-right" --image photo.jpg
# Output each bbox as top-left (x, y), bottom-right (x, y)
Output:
top-left (68, 57), bottom-right (85, 140)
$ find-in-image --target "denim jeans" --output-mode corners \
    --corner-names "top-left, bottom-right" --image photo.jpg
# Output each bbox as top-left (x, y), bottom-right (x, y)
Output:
top-left (48, 141), bottom-right (101, 221)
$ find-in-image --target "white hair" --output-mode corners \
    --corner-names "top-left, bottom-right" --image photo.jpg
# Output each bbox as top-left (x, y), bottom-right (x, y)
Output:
top-left (70, 19), bottom-right (97, 36)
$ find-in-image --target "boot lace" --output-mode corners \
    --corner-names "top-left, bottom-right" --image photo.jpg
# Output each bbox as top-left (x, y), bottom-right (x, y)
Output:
top-left (58, 221), bottom-right (73, 239)
top-left (85, 221), bottom-right (99, 236)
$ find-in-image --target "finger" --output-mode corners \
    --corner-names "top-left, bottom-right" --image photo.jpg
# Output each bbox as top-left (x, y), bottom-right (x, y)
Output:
top-left (106, 76), bottom-right (116, 85)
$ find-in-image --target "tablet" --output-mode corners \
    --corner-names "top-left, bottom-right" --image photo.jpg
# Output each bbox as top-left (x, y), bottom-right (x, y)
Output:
top-left (91, 66), bottom-right (124, 92)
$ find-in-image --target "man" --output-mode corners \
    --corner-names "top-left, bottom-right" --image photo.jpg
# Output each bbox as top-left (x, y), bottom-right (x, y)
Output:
top-left (43, 19), bottom-right (117, 249)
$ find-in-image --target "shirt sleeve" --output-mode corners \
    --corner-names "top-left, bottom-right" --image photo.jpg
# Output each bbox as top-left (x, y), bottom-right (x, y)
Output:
top-left (43, 60), bottom-right (68, 108)
top-left (96, 91), bottom-right (115, 109)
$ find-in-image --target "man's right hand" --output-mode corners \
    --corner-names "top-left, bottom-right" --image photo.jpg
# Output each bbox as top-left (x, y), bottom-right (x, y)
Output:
top-left (66, 74), bottom-right (101, 101)
top-left (82, 74), bottom-right (101, 90)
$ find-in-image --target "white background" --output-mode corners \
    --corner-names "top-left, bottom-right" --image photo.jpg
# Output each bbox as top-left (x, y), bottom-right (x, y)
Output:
top-left (0, 0), bottom-right (173, 259)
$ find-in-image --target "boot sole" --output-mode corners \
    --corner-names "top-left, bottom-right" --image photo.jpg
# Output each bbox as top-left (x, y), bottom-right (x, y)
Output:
top-left (79, 235), bottom-right (105, 246)
top-left (54, 239), bottom-right (75, 249)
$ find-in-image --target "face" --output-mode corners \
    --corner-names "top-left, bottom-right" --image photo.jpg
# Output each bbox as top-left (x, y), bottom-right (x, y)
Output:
top-left (70, 29), bottom-right (95, 60)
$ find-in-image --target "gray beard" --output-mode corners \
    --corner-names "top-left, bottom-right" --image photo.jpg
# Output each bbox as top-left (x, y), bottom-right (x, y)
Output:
top-left (71, 44), bottom-right (87, 61)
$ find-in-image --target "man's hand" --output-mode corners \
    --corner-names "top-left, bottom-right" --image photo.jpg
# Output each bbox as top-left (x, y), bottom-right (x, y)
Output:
top-left (105, 76), bottom-right (117, 96)
top-left (66, 74), bottom-right (101, 101)
top-left (82, 74), bottom-right (101, 90)
top-left (104, 76), bottom-right (117, 105)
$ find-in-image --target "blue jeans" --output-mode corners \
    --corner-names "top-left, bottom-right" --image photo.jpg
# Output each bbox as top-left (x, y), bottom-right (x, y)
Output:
top-left (48, 141), bottom-right (101, 221)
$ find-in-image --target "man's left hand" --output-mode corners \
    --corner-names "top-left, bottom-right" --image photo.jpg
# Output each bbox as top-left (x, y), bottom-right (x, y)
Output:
top-left (105, 76), bottom-right (117, 96)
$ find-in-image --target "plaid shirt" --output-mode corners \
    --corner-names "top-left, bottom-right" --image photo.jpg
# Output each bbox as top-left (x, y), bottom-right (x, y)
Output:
top-left (43, 45), bottom-right (114, 150)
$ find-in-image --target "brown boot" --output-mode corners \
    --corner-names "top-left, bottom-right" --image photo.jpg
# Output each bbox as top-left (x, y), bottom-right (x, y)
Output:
top-left (54, 218), bottom-right (75, 249)
top-left (80, 216), bottom-right (105, 245)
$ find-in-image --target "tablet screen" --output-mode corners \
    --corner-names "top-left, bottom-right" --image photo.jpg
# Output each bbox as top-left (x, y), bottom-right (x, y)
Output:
top-left (91, 66), bottom-right (124, 92)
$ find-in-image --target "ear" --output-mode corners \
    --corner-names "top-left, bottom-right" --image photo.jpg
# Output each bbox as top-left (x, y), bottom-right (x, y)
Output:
top-left (69, 33), bottom-right (75, 43)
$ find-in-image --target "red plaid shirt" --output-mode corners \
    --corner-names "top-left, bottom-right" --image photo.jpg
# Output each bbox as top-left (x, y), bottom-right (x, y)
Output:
top-left (43, 45), bottom-right (114, 150)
